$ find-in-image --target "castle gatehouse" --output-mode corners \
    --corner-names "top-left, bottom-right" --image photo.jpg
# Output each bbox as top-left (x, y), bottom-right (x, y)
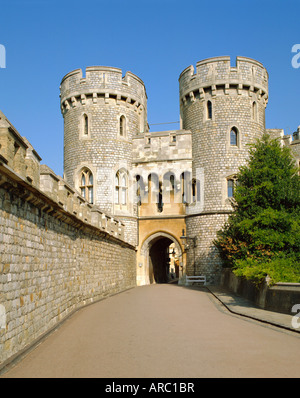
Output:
top-left (0, 56), bottom-right (299, 366)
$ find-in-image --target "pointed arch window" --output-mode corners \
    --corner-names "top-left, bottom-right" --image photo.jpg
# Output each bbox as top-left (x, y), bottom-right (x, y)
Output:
top-left (135, 175), bottom-right (142, 205)
top-left (227, 175), bottom-right (238, 198)
top-left (119, 115), bottom-right (126, 137)
top-left (227, 179), bottom-right (234, 198)
top-left (81, 114), bottom-right (89, 137)
top-left (80, 168), bottom-right (94, 204)
top-left (148, 173), bottom-right (159, 204)
top-left (252, 101), bottom-right (257, 121)
top-left (181, 171), bottom-right (191, 204)
top-left (192, 178), bottom-right (200, 203)
top-left (163, 172), bottom-right (175, 204)
top-left (207, 100), bottom-right (212, 120)
top-left (115, 170), bottom-right (128, 206)
top-left (84, 114), bottom-right (88, 135)
top-left (230, 127), bottom-right (238, 146)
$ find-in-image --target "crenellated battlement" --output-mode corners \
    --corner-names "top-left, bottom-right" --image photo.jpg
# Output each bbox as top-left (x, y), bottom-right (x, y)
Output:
top-left (0, 111), bottom-right (125, 241)
top-left (60, 66), bottom-right (147, 115)
top-left (179, 56), bottom-right (268, 106)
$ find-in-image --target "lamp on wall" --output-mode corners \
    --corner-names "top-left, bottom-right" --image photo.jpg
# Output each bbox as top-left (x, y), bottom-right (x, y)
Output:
top-left (180, 229), bottom-right (197, 250)
top-left (180, 229), bottom-right (198, 277)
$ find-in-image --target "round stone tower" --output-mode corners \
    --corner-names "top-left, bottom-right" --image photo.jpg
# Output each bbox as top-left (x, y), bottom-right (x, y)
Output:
top-left (60, 66), bottom-right (148, 245)
top-left (179, 56), bottom-right (269, 283)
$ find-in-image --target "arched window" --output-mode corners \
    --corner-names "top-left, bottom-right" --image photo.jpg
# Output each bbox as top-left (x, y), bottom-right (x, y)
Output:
top-left (119, 115), bottom-right (126, 137)
top-left (80, 168), bottom-right (93, 204)
top-left (192, 178), bottom-right (200, 203)
top-left (135, 175), bottom-right (142, 205)
top-left (83, 114), bottom-right (89, 136)
top-left (227, 179), bottom-right (234, 198)
top-left (207, 100), bottom-right (212, 120)
top-left (180, 171), bottom-right (191, 203)
top-left (115, 170), bottom-right (128, 206)
top-left (115, 174), bottom-right (119, 204)
top-left (163, 172), bottom-right (175, 204)
top-left (252, 101), bottom-right (257, 121)
top-left (121, 174), bottom-right (127, 205)
top-left (230, 127), bottom-right (238, 146)
top-left (148, 173), bottom-right (159, 204)
top-left (157, 181), bottom-right (163, 212)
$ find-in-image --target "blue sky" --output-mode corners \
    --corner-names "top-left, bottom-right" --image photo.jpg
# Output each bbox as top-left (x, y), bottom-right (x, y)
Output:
top-left (0, 0), bottom-right (299, 176)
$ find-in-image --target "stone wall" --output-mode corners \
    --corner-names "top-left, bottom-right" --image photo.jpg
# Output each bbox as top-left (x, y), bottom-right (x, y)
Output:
top-left (0, 118), bottom-right (136, 369)
top-left (221, 268), bottom-right (300, 315)
top-left (185, 213), bottom-right (229, 284)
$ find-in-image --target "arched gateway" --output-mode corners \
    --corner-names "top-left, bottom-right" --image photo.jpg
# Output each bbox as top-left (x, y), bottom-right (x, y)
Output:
top-left (138, 232), bottom-right (184, 285)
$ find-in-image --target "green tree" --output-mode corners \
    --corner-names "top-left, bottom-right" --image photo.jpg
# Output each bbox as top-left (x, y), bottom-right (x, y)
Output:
top-left (214, 134), bottom-right (300, 285)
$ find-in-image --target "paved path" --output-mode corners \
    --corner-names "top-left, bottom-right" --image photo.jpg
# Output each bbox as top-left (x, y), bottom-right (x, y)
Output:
top-left (1, 284), bottom-right (300, 378)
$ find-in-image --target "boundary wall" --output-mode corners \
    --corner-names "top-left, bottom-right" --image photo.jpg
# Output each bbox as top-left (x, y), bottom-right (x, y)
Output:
top-left (221, 269), bottom-right (300, 315)
top-left (0, 114), bottom-right (136, 368)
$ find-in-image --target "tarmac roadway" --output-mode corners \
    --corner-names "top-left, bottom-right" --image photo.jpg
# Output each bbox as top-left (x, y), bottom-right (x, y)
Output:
top-left (1, 284), bottom-right (300, 378)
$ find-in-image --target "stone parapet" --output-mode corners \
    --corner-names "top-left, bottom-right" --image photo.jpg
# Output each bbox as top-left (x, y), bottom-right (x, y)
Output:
top-left (179, 56), bottom-right (268, 106)
top-left (0, 112), bottom-right (125, 241)
top-left (132, 129), bottom-right (192, 163)
top-left (0, 114), bottom-right (134, 368)
top-left (60, 66), bottom-right (147, 118)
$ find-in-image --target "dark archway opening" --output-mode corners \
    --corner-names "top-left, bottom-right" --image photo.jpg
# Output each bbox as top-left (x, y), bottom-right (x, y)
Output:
top-left (149, 237), bottom-right (174, 283)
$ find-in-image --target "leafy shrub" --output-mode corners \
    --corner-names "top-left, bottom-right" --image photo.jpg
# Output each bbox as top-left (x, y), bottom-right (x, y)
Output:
top-left (214, 134), bottom-right (300, 285)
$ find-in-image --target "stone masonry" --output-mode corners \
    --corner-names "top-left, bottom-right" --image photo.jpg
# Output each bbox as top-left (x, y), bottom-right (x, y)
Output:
top-left (60, 56), bottom-right (300, 286)
top-left (0, 114), bottom-right (136, 368)
top-left (0, 55), bottom-right (299, 367)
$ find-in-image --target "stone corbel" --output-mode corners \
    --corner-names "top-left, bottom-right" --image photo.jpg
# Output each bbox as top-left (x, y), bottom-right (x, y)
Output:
top-left (211, 85), bottom-right (216, 97)
top-left (258, 89), bottom-right (262, 101)
top-left (133, 101), bottom-right (139, 111)
top-left (199, 88), bottom-right (205, 100)
top-left (249, 85), bottom-right (254, 97)
top-left (71, 97), bottom-right (77, 107)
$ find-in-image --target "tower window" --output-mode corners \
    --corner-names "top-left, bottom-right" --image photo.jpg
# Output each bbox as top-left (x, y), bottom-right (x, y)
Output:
top-left (80, 168), bottom-right (94, 204)
top-left (181, 171), bottom-right (191, 204)
top-left (192, 178), bottom-right (200, 203)
top-left (207, 100), bottom-right (212, 120)
top-left (115, 170), bottom-right (128, 206)
top-left (148, 173), bottom-right (159, 204)
top-left (252, 101), bottom-right (257, 121)
top-left (163, 172), bottom-right (175, 204)
top-left (84, 114), bottom-right (88, 135)
top-left (135, 175), bottom-right (142, 205)
top-left (119, 115), bottom-right (126, 137)
top-left (230, 127), bottom-right (238, 146)
top-left (227, 179), bottom-right (234, 198)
